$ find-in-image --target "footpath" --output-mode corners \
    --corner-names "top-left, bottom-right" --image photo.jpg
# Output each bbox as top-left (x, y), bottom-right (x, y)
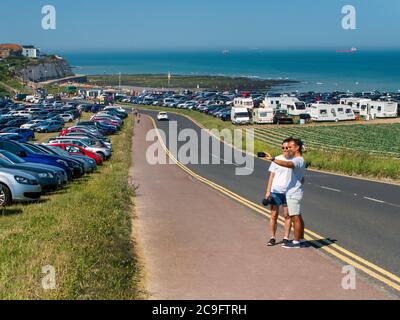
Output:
top-left (131, 115), bottom-right (389, 300)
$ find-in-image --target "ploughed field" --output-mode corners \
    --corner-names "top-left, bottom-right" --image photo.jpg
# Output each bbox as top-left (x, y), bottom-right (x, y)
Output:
top-left (252, 123), bottom-right (400, 158)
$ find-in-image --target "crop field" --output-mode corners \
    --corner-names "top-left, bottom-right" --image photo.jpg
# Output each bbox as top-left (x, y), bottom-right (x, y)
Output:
top-left (252, 123), bottom-right (400, 158)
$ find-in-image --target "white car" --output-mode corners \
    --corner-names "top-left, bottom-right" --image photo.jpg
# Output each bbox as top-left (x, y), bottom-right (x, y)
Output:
top-left (60, 114), bottom-right (74, 122)
top-left (157, 112), bottom-right (169, 121)
top-left (0, 168), bottom-right (42, 206)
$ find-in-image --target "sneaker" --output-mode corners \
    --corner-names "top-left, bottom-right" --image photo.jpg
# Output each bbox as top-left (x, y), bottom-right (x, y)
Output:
top-left (267, 238), bottom-right (276, 246)
top-left (282, 239), bottom-right (291, 247)
top-left (283, 241), bottom-right (301, 249)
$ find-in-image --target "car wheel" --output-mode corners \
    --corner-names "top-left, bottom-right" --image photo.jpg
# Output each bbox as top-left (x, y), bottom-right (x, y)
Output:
top-left (0, 184), bottom-right (12, 207)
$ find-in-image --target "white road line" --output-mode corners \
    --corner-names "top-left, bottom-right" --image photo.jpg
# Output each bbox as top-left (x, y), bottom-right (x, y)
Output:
top-left (320, 186), bottom-right (341, 192)
top-left (363, 197), bottom-right (386, 204)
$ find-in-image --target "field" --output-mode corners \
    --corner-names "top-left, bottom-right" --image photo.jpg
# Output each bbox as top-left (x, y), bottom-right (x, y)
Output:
top-left (253, 124), bottom-right (400, 158)
top-left (0, 114), bottom-right (143, 299)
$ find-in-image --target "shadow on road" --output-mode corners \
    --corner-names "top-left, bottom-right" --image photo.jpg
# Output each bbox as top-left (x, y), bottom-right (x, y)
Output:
top-left (307, 238), bottom-right (338, 249)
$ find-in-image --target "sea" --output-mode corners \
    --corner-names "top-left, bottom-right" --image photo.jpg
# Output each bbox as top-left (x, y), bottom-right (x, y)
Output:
top-left (61, 50), bottom-right (400, 93)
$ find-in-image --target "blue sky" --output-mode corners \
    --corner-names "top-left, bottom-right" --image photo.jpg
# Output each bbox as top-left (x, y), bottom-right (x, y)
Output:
top-left (1, 0), bottom-right (399, 52)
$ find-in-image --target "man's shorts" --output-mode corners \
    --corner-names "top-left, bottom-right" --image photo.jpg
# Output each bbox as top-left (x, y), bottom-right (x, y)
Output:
top-left (270, 193), bottom-right (287, 207)
top-left (286, 195), bottom-right (303, 216)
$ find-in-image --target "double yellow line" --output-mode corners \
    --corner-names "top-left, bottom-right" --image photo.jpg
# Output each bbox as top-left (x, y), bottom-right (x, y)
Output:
top-left (146, 115), bottom-right (400, 293)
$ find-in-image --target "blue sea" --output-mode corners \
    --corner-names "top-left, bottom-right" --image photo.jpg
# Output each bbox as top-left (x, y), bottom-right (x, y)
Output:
top-left (61, 50), bottom-right (400, 93)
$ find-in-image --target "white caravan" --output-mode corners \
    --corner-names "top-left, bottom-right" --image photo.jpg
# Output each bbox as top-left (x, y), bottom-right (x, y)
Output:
top-left (308, 103), bottom-right (356, 122)
top-left (231, 107), bottom-right (251, 125)
top-left (360, 101), bottom-right (398, 119)
top-left (340, 98), bottom-right (371, 113)
top-left (252, 108), bottom-right (274, 124)
top-left (264, 96), bottom-right (306, 116)
top-left (233, 97), bottom-right (254, 109)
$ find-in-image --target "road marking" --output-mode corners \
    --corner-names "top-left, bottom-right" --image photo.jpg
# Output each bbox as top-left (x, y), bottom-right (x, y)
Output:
top-left (364, 197), bottom-right (386, 204)
top-left (146, 114), bottom-right (400, 293)
top-left (320, 186), bottom-right (341, 192)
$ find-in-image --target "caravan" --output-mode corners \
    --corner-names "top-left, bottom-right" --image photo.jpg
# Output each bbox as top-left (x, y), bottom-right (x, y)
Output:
top-left (308, 103), bottom-right (356, 122)
top-left (360, 101), bottom-right (398, 119)
top-left (340, 98), bottom-right (371, 113)
top-left (264, 96), bottom-right (307, 116)
top-left (234, 97), bottom-right (254, 109)
top-left (252, 108), bottom-right (274, 124)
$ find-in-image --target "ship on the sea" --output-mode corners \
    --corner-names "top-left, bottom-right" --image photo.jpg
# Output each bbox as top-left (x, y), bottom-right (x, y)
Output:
top-left (336, 47), bottom-right (358, 53)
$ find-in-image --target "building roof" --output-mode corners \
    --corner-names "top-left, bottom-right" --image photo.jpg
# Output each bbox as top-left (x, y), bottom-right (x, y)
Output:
top-left (22, 45), bottom-right (37, 49)
top-left (0, 44), bottom-right (22, 51)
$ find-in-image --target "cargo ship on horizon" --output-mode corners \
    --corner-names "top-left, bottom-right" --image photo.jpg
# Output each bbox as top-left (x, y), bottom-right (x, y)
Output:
top-left (336, 47), bottom-right (358, 53)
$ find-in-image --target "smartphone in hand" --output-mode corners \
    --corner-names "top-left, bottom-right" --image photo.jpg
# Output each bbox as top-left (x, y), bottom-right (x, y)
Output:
top-left (257, 152), bottom-right (266, 158)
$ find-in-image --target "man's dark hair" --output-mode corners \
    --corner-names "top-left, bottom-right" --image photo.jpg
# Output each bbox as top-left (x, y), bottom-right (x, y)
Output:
top-left (285, 137), bottom-right (304, 154)
top-left (282, 137), bottom-right (293, 144)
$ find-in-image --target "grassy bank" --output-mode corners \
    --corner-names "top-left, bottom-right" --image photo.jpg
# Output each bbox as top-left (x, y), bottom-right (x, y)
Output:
top-left (88, 74), bottom-right (296, 90)
top-left (0, 115), bottom-right (143, 299)
top-left (132, 105), bottom-right (400, 182)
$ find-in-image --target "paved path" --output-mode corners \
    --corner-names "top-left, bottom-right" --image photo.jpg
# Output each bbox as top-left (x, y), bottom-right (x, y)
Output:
top-left (132, 115), bottom-right (390, 300)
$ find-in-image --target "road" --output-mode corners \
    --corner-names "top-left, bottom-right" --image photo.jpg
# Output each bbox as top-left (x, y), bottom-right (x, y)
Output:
top-left (139, 109), bottom-right (400, 293)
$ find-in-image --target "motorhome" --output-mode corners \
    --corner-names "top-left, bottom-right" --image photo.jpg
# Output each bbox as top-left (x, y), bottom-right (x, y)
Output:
top-left (252, 108), bottom-right (274, 124)
top-left (263, 96), bottom-right (306, 116)
top-left (231, 107), bottom-right (251, 125)
top-left (360, 101), bottom-right (398, 119)
top-left (233, 97), bottom-right (254, 109)
top-left (307, 103), bottom-right (356, 122)
top-left (340, 98), bottom-right (371, 113)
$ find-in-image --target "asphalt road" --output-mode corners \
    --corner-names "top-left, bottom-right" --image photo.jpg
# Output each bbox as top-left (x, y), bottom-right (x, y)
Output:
top-left (140, 109), bottom-right (400, 279)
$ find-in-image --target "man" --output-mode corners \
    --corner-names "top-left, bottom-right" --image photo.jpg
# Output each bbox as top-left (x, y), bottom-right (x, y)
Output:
top-left (265, 139), bottom-right (293, 247)
top-left (264, 138), bottom-right (306, 249)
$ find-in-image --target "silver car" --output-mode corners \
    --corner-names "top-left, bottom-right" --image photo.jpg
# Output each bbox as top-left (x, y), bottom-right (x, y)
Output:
top-left (0, 168), bottom-right (42, 206)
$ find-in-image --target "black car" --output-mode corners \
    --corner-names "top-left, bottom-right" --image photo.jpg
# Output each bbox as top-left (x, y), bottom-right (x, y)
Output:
top-left (273, 110), bottom-right (294, 124)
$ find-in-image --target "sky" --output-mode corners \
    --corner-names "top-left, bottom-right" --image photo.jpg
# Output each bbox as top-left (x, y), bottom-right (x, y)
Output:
top-left (1, 0), bottom-right (400, 52)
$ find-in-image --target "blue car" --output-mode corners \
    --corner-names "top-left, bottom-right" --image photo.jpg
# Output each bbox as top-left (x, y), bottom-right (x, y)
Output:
top-left (1, 128), bottom-right (35, 141)
top-left (0, 140), bottom-right (73, 179)
top-left (0, 133), bottom-right (28, 142)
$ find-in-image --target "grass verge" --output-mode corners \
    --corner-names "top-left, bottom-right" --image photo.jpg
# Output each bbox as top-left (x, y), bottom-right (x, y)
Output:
top-left (0, 114), bottom-right (143, 299)
top-left (131, 104), bottom-right (400, 182)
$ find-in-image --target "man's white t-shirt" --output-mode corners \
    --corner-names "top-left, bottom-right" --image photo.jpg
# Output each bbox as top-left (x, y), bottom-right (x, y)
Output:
top-left (268, 155), bottom-right (293, 194)
top-left (286, 156), bottom-right (306, 198)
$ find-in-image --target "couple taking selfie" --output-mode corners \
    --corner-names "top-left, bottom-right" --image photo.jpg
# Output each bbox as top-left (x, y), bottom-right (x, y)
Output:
top-left (261, 137), bottom-right (306, 249)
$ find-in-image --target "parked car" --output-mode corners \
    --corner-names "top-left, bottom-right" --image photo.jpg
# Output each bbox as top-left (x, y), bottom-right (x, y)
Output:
top-left (0, 152), bottom-right (61, 191)
top-left (0, 133), bottom-right (28, 142)
top-left (49, 143), bottom-right (103, 165)
top-left (0, 150), bottom-right (68, 185)
top-left (0, 140), bottom-right (73, 179)
top-left (46, 145), bottom-right (97, 173)
top-left (35, 120), bottom-right (63, 133)
top-left (47, 137), bottom-right (112, 160)
top-left (1, 128), bottom-right (35, 140)
top-left (0, 168), bottom-right (42, 206)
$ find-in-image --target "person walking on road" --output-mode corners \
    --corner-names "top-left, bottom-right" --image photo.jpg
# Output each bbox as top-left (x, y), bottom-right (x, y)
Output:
top-left (264, 138), bottom-right (306, 249)
top-left (265, 139), bottom-right (293, 247)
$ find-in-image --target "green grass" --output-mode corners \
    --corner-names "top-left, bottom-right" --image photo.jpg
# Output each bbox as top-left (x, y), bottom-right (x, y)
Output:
top-left (0, 114), bottom-right (144, 299)
top-left (132, 105), bottom-right (400, 181)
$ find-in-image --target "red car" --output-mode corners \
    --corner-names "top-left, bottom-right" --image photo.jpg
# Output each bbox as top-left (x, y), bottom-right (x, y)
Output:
top-left (48, 143), bottom-right (103, 165)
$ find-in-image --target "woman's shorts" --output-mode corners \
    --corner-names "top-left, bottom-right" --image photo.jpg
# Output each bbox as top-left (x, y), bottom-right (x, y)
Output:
top-left (286, 195), bottom-right (303, 216)
top-left (270, 193), bottom-right (287, 207)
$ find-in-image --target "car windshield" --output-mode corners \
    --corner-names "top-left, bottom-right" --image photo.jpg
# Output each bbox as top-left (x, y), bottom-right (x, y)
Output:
top-left (48, 146), bottom-right (68, 156)
top-left (0, 150), bottom-right (26, 164)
